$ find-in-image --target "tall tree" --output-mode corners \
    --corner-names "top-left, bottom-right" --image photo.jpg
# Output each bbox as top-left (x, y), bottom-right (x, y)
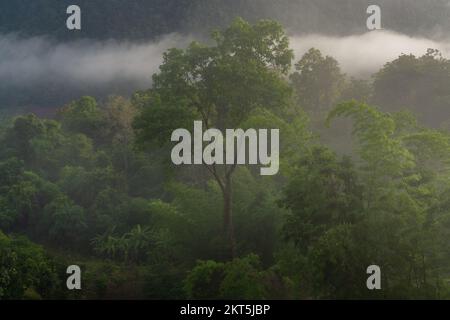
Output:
top-left (372, 49), bottom-right (450, 128)
top-left (290, 48), bottom-right (345, 116)
top-left (134, 18), bottom-right (294, 258)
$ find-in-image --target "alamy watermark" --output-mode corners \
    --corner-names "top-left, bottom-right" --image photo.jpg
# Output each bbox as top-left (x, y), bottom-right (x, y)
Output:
top-left (366, 265), bottom-right (381, 290)
top-left (367, 5), bottom-right (382, 30)
top-left (65, 4), bottom-right (382, 32)
top-left (171, 121), bottom-right (280, 176)
top-left (66, 5), bottom-right (81, 30)
top-left (66, 265), bottom-right (81, 290)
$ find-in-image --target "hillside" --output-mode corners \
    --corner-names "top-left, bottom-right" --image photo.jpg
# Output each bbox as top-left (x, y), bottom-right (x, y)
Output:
top-left (1, 0), bottom-right (450, 40)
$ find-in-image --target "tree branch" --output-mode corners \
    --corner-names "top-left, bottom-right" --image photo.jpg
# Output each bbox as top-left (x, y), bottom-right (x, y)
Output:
top-left (203, 163), bottom-right (225, 193)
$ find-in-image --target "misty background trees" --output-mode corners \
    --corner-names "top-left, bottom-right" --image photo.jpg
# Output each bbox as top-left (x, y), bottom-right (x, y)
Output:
top-left (2, 13), bottom-right (450, 299)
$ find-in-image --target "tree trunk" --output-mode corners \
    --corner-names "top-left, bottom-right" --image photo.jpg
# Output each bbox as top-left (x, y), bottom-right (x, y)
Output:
top-left (223, 175), bottom-right (236, 259)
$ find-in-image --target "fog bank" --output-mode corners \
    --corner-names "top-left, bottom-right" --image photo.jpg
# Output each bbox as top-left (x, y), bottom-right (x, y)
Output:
top-left (290, 30), bottom-right (450, 77)
top-left (1, 30), bottom-right (450, 108)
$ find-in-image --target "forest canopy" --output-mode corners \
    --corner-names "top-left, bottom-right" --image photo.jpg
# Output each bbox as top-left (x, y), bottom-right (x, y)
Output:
top-left (1, 17), bottom-right (450, 299)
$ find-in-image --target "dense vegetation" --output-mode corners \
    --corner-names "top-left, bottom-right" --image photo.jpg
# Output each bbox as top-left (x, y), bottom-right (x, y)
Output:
top-left (2, 18), bottom-right (450, 299)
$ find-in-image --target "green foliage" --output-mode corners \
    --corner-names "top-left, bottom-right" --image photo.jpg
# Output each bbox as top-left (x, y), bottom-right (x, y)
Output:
top-left (134, 18), bottom-right (295, 148)
top-left (58, 165), bottom-right (125, 208)
top-left (2, 18), bottom-right (450, 300)
top-left (0, 231), bottom-right (60, 299)
top-left (280, 146), bottom-right (363, 251)
top-left (373, 49), bottom-right (450, 127)
top-left (133, 17), bottom-right (302, 260)
top-left (41, 195), bottom-right (87, 247)
top-left (59, 96), bottom-right (105, 140)
top-left (277, 101), bottom-right (450, 299)
top-left (291, 48), bottom-right (345, 115)
top-left (184, 254), bottom-right (280, 299)
top-left (92, 225), bottom-right (157, 263)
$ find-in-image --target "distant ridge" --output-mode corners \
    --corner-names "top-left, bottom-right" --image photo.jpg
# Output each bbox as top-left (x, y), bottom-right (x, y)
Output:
top-left (1, 0), bottom-right (450, 41)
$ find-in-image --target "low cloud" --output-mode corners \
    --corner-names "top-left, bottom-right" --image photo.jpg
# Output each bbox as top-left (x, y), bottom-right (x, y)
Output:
top-left (2, 30), bottom-right (450, 108)
top-left (3, 30), bottom-right (450, 87)
top-left (0, 33), bottom-right (191, 89)
top-left (290, 30), bottom-right (450, 77)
